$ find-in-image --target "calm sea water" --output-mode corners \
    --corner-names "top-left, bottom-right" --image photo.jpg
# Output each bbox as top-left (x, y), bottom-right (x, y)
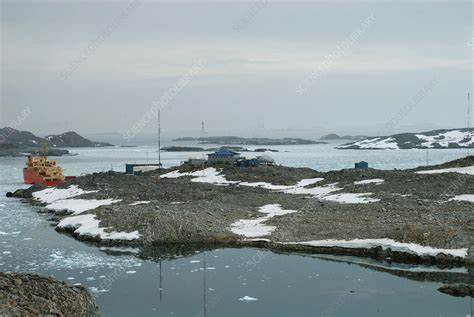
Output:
top-left (0, 144), bottom-right (472, 316)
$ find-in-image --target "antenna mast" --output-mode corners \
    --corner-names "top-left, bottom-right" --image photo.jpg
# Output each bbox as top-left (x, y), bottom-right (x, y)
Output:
top-left (468, 92), bottom-right (471, 156)
top-left (158, 109), bottom-right (161, 168)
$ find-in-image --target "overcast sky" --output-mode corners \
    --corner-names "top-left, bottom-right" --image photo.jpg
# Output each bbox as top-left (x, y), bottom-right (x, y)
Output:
top-left (1, 0), bottom-right (472, 142)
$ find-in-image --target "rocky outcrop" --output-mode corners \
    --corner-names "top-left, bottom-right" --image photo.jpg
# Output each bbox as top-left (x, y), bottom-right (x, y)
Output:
top-left (438, 284), bottom-right (474, 297)
top-left (0, 272), bottom-right (100, 316)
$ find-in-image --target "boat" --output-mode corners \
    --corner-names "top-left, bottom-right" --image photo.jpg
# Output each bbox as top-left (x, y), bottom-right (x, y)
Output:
top-left (23, 146), bottom-right (75, 186)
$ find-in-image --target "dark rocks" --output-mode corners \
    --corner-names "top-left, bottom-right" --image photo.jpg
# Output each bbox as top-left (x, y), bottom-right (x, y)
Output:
top-left (0, 272), bottom-right (100, 316)
top-left (438, 284), bottom-right (474, 297)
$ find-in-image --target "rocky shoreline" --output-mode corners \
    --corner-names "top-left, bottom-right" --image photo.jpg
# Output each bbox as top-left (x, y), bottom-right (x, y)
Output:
top-left (9, 157), bottom-right (474, 268)
top-left (0, 272), bottom-right (100, 316)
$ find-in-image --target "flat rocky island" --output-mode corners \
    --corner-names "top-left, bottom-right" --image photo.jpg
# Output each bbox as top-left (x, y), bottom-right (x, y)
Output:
top-left (0, 272), bottom-right (99, 316)
top-left (11, 157), bottom-right (474, 265)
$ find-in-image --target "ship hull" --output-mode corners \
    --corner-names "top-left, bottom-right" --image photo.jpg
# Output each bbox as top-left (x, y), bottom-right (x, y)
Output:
top-left (23, 168), bottom-right (64, 186)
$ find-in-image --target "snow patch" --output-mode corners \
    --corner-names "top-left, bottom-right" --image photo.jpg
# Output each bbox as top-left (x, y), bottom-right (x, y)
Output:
top-left (33, 185), bottom-right (97, 204)
top-left (129, 201), bottom-right (150, 206)
top-left (416, 166), bottom-right (474, 176)
top-left (230, 204), bottom-right (298, 238)
top-left (57, 214), bottom-right (140, 240)
top-left (161, 168), bottom-right (236, 185)
top-left (449, 194), bottom-right (474, 203)
top-left (285, 238), bottom-right (468, 258)
top-left (354, 179), bottom-right (384, 185)
top-left (322, 193), bottom-right (380, 204)
top-left (45, 199), bottom-right (121, 215)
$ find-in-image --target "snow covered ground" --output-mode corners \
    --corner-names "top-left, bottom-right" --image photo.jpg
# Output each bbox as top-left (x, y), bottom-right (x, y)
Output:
top-left (322, 193), bottom-right (380, 204)
top-left (33, 185), bottom-right (97, 204)
top-left (161, 168), bottom-right (379, 204)
top-left (338, 137), bottom-right (399, 149)
top-left (416, 165), bottom-right (474, 176)
top-left (45, 198), bottom-right (121, 215)
top-left (416, 130), bottom-right (474, 148)
top-left (354, 179), bottom-right (384, 185)
top-left (449, 194), bottom-right (474, 203)
top-left (284, 238), bottom-right (468, 258)
top-left (230, 204), bottom-right (298, 238)
top-left (58, 214), bottom-right (140, 240)
top-left (337, 129), bottom-right (473, 150)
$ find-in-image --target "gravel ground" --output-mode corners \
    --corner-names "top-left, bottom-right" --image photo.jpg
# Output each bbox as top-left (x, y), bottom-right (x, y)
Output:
top-left (0, 272), bottom-right (100, 316)
top-left (10, 156), bottom-right (474, 265)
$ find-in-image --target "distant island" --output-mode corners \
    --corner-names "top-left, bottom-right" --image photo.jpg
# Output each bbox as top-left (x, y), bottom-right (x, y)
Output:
top-left (337, 128), bottom-right (473, 150)
top-left (0, 127), bottom-right (113, 157)
top-left (319, 133), bottom-right (369, 141)
top-left (172, 136), bottom-right (326, 145)
top-left (161, 146), bottom-right (279, 152)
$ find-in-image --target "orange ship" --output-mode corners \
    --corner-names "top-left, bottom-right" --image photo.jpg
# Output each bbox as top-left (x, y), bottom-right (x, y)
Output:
top-left (23, 146), bottom-right (75, 186)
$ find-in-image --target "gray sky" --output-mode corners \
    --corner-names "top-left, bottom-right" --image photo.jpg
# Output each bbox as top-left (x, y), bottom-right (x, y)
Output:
top-left (1, 0), bottom-right (472, 142)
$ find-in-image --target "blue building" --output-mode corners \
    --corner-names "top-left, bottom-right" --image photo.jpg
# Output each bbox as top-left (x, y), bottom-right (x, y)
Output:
top-left (207, 149), bottom-right (241, 165)
top-left (354, 161), bottom-right (369, 169)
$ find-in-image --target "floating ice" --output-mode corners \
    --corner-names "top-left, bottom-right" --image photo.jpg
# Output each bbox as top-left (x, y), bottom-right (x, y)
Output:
top-left (239, 296), bottom-right (258, 302)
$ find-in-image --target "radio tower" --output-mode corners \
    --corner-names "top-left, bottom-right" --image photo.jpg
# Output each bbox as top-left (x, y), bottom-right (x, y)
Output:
top-left (158, 109), bottom-right (162, 168)
top-left (468, 92), bottom-right (471, 156)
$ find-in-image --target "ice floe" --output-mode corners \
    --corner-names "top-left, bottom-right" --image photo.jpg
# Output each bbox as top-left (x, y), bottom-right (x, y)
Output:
top-left (354, 179), bottom-right (384, 185)
top-left (230, 204), bottom-right (298, 238)
top-left (58, 214), bottom-right (140, 240)
top-left (45, 199), bottom-right (121, 215)
top-left (33, 185), bottom-right (97, 204)
top-left (285, 238), bottom-right (468, 258)
top-left (416, 166), bottom-right (474, 176)
top-left (239, 296), bottom-right (258, 302)
top-left (449, 194), bottom-right (474, 203)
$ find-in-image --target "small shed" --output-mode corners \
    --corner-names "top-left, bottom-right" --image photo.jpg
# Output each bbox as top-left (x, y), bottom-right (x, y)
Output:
top-left (354, 161), bottom-right (369, 169)
top-left (207, 149), bottom-right (241, 165)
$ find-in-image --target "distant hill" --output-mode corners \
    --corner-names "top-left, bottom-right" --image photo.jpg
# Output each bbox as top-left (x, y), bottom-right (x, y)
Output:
top-left (45, 132), bottom-right (112, 147)
top-left (320, 134), bottom-right (369, 141)
top-left (337, 128), bottom-right (473, 150)
top-left (0, 127), bottom-right (113, 148)
top-left (172, 136), bottom-right (326, 145)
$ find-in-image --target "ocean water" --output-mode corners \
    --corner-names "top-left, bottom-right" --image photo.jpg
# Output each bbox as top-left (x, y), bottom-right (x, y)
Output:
top-left (0, 144), bottom-right (472, 316)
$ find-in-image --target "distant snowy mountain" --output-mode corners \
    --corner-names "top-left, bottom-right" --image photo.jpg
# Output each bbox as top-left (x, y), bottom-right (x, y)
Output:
top-left (0, 128), bottom-right (113, 148)
top-left (337, 128), bottom-right (473, 150)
